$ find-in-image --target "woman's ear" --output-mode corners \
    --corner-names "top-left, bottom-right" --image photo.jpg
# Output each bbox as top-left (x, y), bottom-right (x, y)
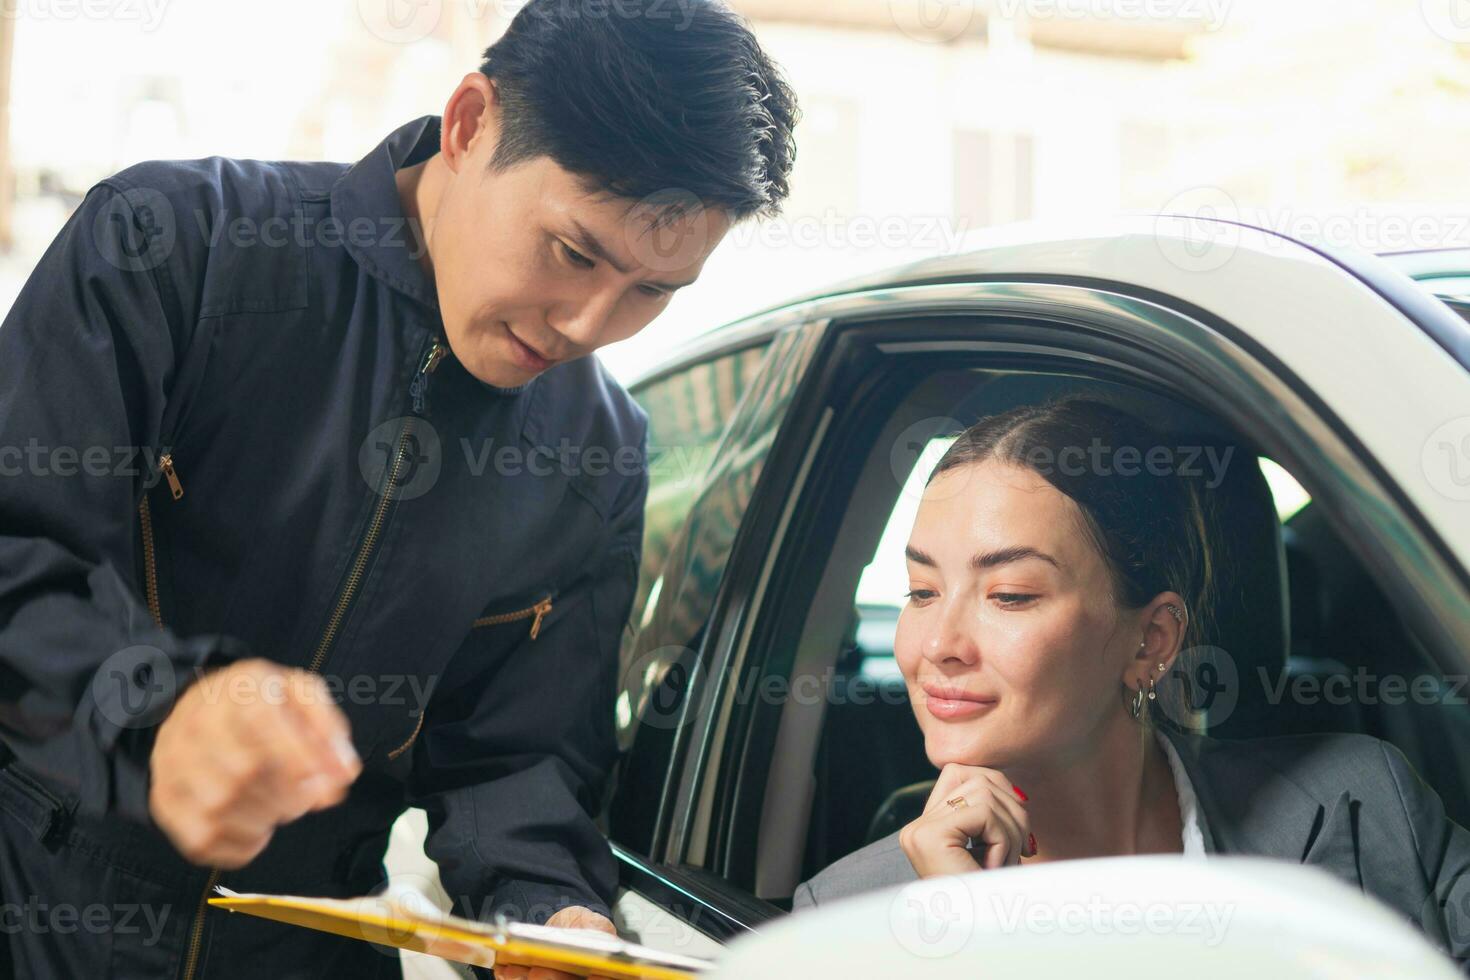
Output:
top-left (1127, 591), bottom-right (1188, 688)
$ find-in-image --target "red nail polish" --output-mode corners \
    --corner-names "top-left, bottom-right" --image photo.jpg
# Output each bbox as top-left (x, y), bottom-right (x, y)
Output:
top-left (1012, 784), bottom-right (1028, 802)
top-left (1028, 833), bottom-right (1037, 855)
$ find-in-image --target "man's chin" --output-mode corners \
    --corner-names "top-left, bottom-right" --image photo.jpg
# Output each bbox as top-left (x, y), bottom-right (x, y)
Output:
top-left (456, 354), bottom-right (542, 388)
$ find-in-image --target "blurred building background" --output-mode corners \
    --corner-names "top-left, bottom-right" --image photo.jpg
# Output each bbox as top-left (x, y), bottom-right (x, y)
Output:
top-left (2, 0), bottom-right (1469, 378)
top-left (1, 3), bottom-right (1465, 975)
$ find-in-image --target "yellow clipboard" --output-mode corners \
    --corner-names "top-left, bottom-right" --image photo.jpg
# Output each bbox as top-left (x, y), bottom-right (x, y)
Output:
top-left (208, 886), bottom-right (715, 979)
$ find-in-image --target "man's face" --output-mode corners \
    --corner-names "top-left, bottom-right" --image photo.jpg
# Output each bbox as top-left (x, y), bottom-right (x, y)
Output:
top-left (426, 109), bottom-right (732, 388)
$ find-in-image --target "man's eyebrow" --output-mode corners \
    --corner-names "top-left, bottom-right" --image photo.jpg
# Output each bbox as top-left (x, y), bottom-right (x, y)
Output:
top-left (567, 218), bottom-right (698, 291)
top-left (904, 544), bottom-right (1061, 570)
top-left (566, 219), bottom-right (629, 274)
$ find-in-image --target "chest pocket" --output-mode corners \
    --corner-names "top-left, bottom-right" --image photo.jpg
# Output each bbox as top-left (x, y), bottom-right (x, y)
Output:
top-left (379, 588), bottom-right (567, 769)
top-left (470, 592), bottom-right (558, 640)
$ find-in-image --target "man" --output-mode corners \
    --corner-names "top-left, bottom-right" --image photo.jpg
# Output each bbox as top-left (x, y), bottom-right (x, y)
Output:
top-left (0, 1), bottom-right (797, 976)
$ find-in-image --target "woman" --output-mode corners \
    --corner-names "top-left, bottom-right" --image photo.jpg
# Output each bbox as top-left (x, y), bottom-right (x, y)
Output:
top-left (792, 397), bottom-right (1470, 965)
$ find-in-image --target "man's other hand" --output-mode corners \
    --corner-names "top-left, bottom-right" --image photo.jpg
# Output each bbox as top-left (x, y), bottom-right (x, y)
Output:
top-left (492, 905), bottom-right (618, 980)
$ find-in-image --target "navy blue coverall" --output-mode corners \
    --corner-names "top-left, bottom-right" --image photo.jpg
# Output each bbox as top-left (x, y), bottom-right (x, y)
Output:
top-left (0, 115), bottom-right (648, 977)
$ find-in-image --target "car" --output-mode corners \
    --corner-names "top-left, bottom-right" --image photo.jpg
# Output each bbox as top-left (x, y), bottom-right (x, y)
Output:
top-left (1380, 246), bottom-right (1470, 322)
top-left (594, 214), bottom-right (1470, 967)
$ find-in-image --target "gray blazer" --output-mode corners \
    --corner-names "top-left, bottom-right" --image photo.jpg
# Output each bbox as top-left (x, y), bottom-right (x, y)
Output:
top-left (793, 729), bottom-right (1470, 966)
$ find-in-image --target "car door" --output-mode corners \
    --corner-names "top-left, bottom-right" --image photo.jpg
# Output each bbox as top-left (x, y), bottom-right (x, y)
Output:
top-left (609, 219), bottom-right (1470, 954)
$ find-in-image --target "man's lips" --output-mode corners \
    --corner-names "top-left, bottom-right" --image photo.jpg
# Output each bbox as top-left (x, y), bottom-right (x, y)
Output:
top-left (504, 324), bottom-right (558, 370)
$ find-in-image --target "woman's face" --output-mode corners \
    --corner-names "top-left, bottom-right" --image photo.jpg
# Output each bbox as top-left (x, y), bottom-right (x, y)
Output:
top-left (895, 459), bottom-right (1141, 770)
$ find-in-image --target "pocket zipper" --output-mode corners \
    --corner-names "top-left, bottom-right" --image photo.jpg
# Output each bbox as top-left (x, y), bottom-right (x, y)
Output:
top-left (137, 452), bottom-right (182, 629)
top-left (472, 595), bottom-right (555, 640)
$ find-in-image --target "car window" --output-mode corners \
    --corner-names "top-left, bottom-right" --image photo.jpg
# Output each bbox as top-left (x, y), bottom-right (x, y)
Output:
top-left (628, 342), bottom-right (771, 633)
top-left (610, 323), bottom-right (822, 858)
top-left (1260, 457), bottom-right (1310, 520)
top-left (1421, 275), bottom-right (1470, 300)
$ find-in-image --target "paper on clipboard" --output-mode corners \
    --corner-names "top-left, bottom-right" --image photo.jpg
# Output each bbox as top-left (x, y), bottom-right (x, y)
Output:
top-left (208, 885), bottom-right (716, 979)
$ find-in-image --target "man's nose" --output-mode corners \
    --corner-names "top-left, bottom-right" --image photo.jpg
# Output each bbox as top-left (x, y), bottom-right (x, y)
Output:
top-left (548, 286), bottom-right (620, 350)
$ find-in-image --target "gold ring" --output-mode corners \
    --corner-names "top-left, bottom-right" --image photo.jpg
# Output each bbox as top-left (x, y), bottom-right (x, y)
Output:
top-left (945, 795), bottom-right (969, 810)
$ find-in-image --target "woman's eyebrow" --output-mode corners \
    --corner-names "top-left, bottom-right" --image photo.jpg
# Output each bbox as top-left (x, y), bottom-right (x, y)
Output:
top-left (905, 544), bottom-right (1061, 570)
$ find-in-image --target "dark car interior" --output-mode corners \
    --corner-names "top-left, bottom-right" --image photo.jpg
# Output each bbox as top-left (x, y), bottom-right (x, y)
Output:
top-left (794, 368), bottom-right (1470, 885)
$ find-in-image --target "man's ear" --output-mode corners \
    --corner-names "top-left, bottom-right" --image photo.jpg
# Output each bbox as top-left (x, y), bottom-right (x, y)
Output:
top-left (440, 73), bottom-right (498, 176)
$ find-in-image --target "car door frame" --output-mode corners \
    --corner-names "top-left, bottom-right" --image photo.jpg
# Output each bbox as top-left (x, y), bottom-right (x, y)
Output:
top-left (662, 277), bottom-right (1470, 904)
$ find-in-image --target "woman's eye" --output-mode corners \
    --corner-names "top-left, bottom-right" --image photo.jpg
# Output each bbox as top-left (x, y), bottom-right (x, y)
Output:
top-left (638, 284), bottom-right (667, 299)
top-left (991, 592), bottom-right (1038, 607)
top-left (559, 241), bottom-right (594, 268)
top-left (904, 589), bottom-right (936, 602)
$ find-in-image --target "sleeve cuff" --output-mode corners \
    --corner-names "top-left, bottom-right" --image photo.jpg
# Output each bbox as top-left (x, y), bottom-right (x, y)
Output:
top-left (88, 632), bottom-right (250, 822)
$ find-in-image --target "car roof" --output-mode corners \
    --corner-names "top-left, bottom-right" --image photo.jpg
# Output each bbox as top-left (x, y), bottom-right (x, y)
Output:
top-left (629, 217), bottom-right (1467, 390)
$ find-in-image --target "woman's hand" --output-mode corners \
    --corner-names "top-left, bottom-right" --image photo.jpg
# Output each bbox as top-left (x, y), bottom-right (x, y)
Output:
top-left (898, 764), bottom-right (1033, 878)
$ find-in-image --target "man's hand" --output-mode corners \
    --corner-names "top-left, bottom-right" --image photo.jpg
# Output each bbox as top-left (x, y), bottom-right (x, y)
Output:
top-left (492, 906), bottom-right (617, 980)
top-left (148, 658), bottom-right (362, 868)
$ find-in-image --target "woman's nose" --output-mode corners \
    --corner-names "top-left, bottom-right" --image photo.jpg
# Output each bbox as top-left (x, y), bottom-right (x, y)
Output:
top-left (922, 599), bottom-right (981, 666)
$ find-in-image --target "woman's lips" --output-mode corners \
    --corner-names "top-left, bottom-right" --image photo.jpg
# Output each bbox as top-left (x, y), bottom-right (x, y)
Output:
top-left (922, 683), bottom-right (999, 720)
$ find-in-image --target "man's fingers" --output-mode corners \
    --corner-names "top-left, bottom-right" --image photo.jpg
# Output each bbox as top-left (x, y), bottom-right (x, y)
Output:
top-left (168, 809), bottom-right (275, 868)
top-left (221, 694), bottom-right (340, 819)
top-left (228, 667), bottom-right (359, 812)
top-left (283, 674), bottom-right (361, 785)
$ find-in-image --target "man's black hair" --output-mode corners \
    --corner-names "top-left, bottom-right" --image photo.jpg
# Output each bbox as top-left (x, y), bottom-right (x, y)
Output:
top-left (479, 0), bottom-right (799, 221)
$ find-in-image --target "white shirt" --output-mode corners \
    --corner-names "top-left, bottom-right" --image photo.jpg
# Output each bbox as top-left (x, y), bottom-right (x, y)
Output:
top-left (1157, 729), bottom-right (1208, 858)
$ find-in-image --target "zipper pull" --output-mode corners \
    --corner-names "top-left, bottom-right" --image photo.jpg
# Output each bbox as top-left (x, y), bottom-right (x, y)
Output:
top-left (159, 453), bottom-right (183, 501)
top-left (410, 340), bottom-right (447, 416)
top-left (529, 597), bottom-right (554, 640)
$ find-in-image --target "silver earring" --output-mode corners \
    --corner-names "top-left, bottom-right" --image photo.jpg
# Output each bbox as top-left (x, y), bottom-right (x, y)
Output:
top-left (1165, 603), bottom-right (1184, 623)
top-left (1128, 680), bottom-right (1146, 719)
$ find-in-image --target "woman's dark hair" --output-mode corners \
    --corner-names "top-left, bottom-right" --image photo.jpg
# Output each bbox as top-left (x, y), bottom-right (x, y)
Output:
top-left (479, 0), bottom-right (799, 221)
top-left (928, 396), bottom-right (1218, 725)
